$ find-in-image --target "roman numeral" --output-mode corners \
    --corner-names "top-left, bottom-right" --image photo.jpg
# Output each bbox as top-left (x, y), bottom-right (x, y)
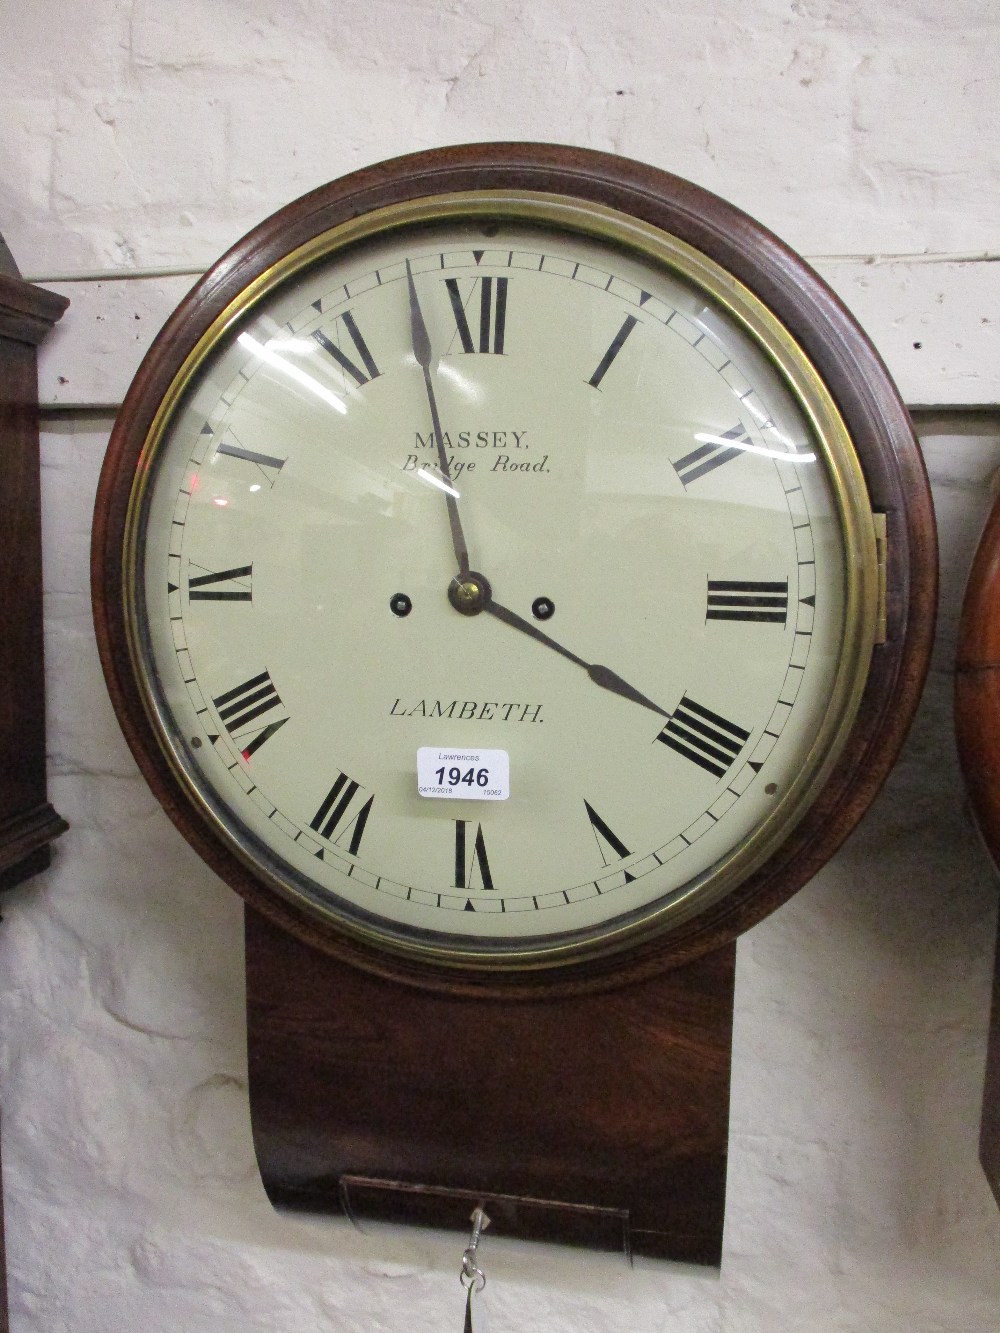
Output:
top-left (454, 820), bottom-right (494, 890)
top-left (584, 801), bottom-right (634, 879)
top-left (213, 670), bottom-right (288, 757)
top-left (587, 315), bottom-right (639, 388)
top-left (657, 695), bottom-right (750, 779)
top-left (312, 309), bottom-right (381, 386)
top-left (214, 440), bottom-right (286, 485)
top-left (673, 424), bottom-right (748, 487)
top-left (445, 277), bottom-right (508, 354)
top-left (187, 564), bottom-right (252, 602)
top-left (309, 772), bottom-right (373, 855)
top-left (706, 579), bottom-right (789, 624)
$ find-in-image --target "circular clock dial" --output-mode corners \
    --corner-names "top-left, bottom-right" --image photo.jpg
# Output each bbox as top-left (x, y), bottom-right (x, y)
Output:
top-left (121, 192), bottom-right (880, 971)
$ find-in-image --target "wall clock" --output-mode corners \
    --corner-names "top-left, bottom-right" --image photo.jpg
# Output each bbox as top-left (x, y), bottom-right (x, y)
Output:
top-left (0, 235), bottom-right (70, 1333)
top-left (955, 493), bottom-right (1000, 1208)
top-left (93, 144), bottom-right (936, 1263)
top-left (0, 238), bottom-right (68, 893)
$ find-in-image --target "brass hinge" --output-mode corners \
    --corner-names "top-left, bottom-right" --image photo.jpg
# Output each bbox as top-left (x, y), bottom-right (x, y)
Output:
top-left (873, 511), bottom-right (888, 645)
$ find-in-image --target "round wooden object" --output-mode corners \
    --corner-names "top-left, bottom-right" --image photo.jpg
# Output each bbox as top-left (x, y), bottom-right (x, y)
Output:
top-left (955, 490), bottom-right (1000, 1207)
top-left (92, 143), bottom-right (938, 994)
top-left (957, 494), bottom-right (1000, 858)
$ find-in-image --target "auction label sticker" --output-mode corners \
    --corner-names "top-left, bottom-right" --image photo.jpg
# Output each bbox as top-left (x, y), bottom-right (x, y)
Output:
top-left (417, 748), bottom-right (510, 800)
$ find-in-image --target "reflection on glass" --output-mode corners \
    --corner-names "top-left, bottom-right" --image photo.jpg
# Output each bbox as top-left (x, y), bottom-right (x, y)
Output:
top-left (435, 360), bottom-right (485, 404)
top-left (237, 333), bottom-right (348, 415)
top-left (693, 431), bottom-right (816, 464)
top-left (416, 465), bottom-right (460, 499)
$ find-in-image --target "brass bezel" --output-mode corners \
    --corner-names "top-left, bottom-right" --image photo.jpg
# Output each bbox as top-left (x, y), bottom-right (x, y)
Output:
top-left (121, 190), bottom-right (880, 975)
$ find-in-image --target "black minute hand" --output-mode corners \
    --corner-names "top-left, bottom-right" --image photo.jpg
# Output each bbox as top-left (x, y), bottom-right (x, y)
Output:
top-left (484, 598), bottom-right (670, 720)
top-left (405, 259), bottom-right (470, 578)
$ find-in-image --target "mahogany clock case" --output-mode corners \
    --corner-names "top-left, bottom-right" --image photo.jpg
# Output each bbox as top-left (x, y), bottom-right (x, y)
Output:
top-left (91, 143), bottom-right (938, 998)
top-left (955, 490), bottom-right (1000, 1207)
top-left (0, 239), bottom-right (70, 1333)
top-left (90, 147), bottom-right (935, 1263)
top-left (0, 242), bottom-right (69, 894)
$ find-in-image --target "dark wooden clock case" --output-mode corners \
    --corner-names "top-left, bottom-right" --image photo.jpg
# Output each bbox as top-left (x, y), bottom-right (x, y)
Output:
top-left (955, 494), bottom-right (1000, 1207)
top-left (92, 145), bottom-right (937, 1265)
top-left (0, 238), bottom-right (69, 1333)
top-left (0, 243), bottom-right (68, 893)
top-left (246, 908), bottom-right (735, 1261)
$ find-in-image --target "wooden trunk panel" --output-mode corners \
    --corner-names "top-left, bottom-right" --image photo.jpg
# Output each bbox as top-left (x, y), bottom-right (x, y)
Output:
top-left (246, 906), bottom-right (735, 1264)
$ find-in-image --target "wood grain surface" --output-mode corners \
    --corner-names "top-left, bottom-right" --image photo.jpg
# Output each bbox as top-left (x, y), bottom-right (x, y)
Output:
top-left (246, 905), bottom-right (735, 1264)
top-left (0, 264), bottom-right (69, 887)
top-left (0, 250), bottom-right (70, 1333)
top-left (955, 491), bottom-right (1000, 1206)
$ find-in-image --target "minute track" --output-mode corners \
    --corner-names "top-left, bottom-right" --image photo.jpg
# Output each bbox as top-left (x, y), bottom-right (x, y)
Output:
top-left (138, 203), bottom-right (868, 960)
top-left (180, 255), bottom-right (809, 907)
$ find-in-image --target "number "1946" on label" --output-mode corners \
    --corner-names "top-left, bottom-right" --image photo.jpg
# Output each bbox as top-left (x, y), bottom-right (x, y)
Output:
top-left (417, 747), bottom-right (510, 801)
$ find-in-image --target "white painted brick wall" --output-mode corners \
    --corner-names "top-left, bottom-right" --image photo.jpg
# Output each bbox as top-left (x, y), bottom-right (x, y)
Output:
top-left (2, 2), bottom-right (1000, 1329)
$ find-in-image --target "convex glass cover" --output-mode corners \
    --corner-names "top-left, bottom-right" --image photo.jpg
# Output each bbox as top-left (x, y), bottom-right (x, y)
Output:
top-left (120, 193), bottom-right (880, 970)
